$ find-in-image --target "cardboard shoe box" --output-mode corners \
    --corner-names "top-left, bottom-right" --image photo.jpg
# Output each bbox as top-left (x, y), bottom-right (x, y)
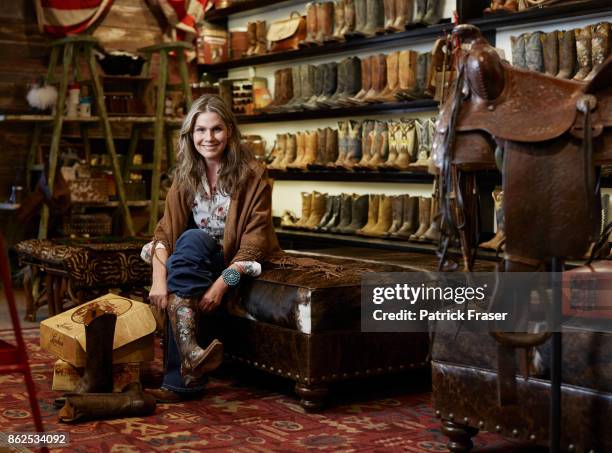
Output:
top-left (40, 294), bottom-right (156, 367)
top-left (52, 359), bottom-right (141, 392)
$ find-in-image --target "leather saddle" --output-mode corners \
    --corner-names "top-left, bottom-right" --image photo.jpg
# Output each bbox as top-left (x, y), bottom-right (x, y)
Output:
top-left (433, 25), bottom-right (611, 262)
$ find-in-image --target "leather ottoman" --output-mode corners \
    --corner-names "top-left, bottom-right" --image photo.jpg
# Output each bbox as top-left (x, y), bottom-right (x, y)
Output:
top-left (214, 252), bottom-right (431, 410)
top-left (14, 237), bottom-right (151, 321)
top-left (431, 319), bottom-right (612, 452)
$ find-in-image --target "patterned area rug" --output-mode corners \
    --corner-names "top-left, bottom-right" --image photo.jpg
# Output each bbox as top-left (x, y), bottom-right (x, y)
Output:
top-left (0, 328), bottom-right (542, 452)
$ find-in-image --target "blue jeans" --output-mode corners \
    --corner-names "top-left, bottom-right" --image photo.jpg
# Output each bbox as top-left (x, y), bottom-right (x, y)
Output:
top-left (162, 229), bottom-right (224, 393)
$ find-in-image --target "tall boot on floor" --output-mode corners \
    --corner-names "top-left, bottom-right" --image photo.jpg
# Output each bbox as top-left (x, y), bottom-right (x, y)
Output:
top-left (356, 194), bottom-right (380, 235)
top-left (73, 309), bottom-right (116, 394)
top-left (392, 195), bottom-right (419, 239)
top-left (59, 383), bottom-right (155, 423)
top-left (167, 294), bottom-right (224, 386)
top-left (573, 25), bottom-right (592, 80)
top-left (480, 190), bottom-right (505, 250)
top-left (556, 29), bottom-right (576, 79)
top-left (542, 30), bottom-right (559, 76)
top-left (586, 22), bottom-right (610, 81)
top-left (409, 196), bottom-right (431, 241)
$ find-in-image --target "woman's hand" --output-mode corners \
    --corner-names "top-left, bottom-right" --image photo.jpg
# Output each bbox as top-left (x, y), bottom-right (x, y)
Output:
top-left (199, 276), bottom-right (229, 313)
top-left (149, 279), bottom-right (169, 310)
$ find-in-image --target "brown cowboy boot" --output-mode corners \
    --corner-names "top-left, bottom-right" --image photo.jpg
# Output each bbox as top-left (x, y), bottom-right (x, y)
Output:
top-left (542, 30), bottom-right (559, 76)
top-left (363, 54), bottom-right (387, 103)
top-left (373, 51), bottom-right (400, 102)
top-left (353, 120), bottom-right (375, 170)
top-left (383, 0), bottom-right (395, 32)
top-left (392, 0), bottom-right (412, 31)
top-left (586, 22), bottom-right (610, 81)
top-left (556, 29), bottom-right (576, 79)
top-left (340, 194), bottom-right (369, 234)
top-left (363, 120), bottom-right (388, 170)
top-left (331, 193), bottom-right (354, 233)
top-left (392, 195), bottom-right (419, 239)
top-left (423, 0), bottom-right (442, 25)
top-left (331, 0), bottom-right (346, 41)
top-left (246, 22), bottom-right (257, 55)
top-left (356, 194), bottom-right (379, 235)
top-left (346, 56), bottom-right (372, 105)
top-left (268, 133), bottom-right (287, 169)
top-left (386, 194), bottom-right (405, 236)
top-left (574, 25), bottom-right (592, 80)
top-left (480, 190), bottom-right (505, 250)
top-left (362, 0), bottom-right (384, 37)
top-left (421, 195), bottom-right (441, 243)
top-left (286, 132), bottom-right (305, 169)
top-left (302, 2), bottom-right (319, 46)
top-left (304, 192), bottom-right (328, 229)
top-left (253, 20), bottom-right (267, 55)
top-left (342, 120), bottom-right (363, 169)
top-left (333, 120), bottom-right (349, 168)
top-left (409, 196), bottom-right (431, 241)
top-left (294, 192), bottom-right (314, 228)
top-left (387, 119), bottom-right (415, 170)
top-left (167, 294), bottom-right (224, 387)
top-left (365, 194), bottom-right (393, 237)
top-left (380, 121), bottom-right (399, 169)
top-left (278, 133), bottom-right (297, 169)
top-left (342, 0), bottom-right (356, 36)
top-left (317, 1), bottom-right (335, 43)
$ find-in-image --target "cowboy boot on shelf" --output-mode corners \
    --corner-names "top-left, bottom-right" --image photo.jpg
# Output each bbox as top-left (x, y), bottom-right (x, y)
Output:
top-left (373, 51), bottom-right (400, 102)
top-left (397, 52), bottom-right (430, 100)
top-left (302, 2), bottom-right (319, 46)
top-left (331, 0), bottom-right (346, 41)
top-left (316, 194), bottom-right (337, 230)
top-left (362, 0), bottom-right (384, 37)
top-left (253, 20), bottom-right (267, 55)
top-left (356, 194), bottom-right (380, 235)
top-left (303, 64), bottom-right (324, 110)
top-left (410, 118), bottom-right (432, 169)
top-left (386, 119), bottom-right (415, 170)
top-left (392, 0), bottom-right (412, 31)
top-left (340, 194), bottom-right (369, 234)
top-left (290, 130), bottom-right (318, 170)
top-left (267, 69), bottom-right (292, 112)
top-left (317, 1), bottom-right (335, 43)
top-left (480, 190), bottom-right (506, 250)
top-left (392, 195), bottom-right (419, 239)
top-left (353, 120), bottom-right (375, 170)
top-left (315, 62), bottom-right (338, 107)
top-left (379, 121), bottom-right (399, 169)
top-left (59, 383), bottom-right (156, 423)
top-left (267, 133), bottom-right (287, 169)
top-left (423, 0), bottom-right (442, 25)
top-left (421, 194), bottom-right (442, 243)
top-left (346, 56), bottom-right (372, 105)
top-left (414, 0), bottom-right (426, 23)
top-left (409, 196), bottom-right (431, 241)
top-left (383, 0), bottom-right (395, 32)
top-left (574, 25), bottom-right (593, 80)
top-left (278, 133), bottom-right (297, 170)
top-left (557, 29), bottom-right (576, 79)
top-left (395, 50), bottom-right (418, 98)
top-left (286, 132), bottom-right (305, 169)
top-left (73, 309), bottom-right (117, 394)
top-left (294, 191), bottom-right (314, 228)
top-left (386, 194), bottom-right (405, 236)
top-left (363, 54), bottom-right (387, 103)
top-left (281, 210), bottom-right (299, 228)
top-left (586, 22), bottom-right (610, 80)
top-left (167, 294), bottom-right (224, 387)
top-left (320, 194), bottom-right (342, 231)
top-left (365, 194), bottom-right (393, 237)
top-left (332, 120), bottom-right (349, 168)
top-left (308, 127), bottom-right (328, 170)
top-left (349, 0), bottom-right (367, 37)
top-left (525, 31), bottom-right (544, 73)
top-left (511, 34), bottom-right (527, 69)
top-left (341, 120), bottom-right (363, 169)
top-left (325, 128), bottom-right (339, 166)
top-left (542, 30), bottom-right (559, 76)
top-left (331, 193), bottom-right (354, 233)
top-left (363, 120), bottom-right (389, 170)
top-left (292, 65), bottom-right (316, 110)
top-left (304, 192), bottom-right (328, 229)
top-left (341, 0), bottom-right (356, 36)
top-left (246, 22), bottom-right (257, 55)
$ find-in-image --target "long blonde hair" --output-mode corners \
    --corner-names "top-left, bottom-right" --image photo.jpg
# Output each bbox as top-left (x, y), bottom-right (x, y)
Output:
top-left (174, 95), bottom-right (254, 197)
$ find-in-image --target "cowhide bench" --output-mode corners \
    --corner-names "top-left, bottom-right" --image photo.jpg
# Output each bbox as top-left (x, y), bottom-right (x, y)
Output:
top-left (14, 237), bottom-right (150, 321)
top-left (210, 251), bottom-right (432, 410)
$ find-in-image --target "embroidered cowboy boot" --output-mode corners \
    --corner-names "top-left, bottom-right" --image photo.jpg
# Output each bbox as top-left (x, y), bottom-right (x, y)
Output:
top-left (556, 29), bottom-right (576, 79)
top-left (246, 22), bottom-right (257, 55)
top-left (409, 196), bottom-right (431, 241)
top-left (362, 0), bottom-right (384, 37)
top-left (316, 1), bottom-right (335, 43)
top-left (380, 121), bottom-right (399, 169)
top-left (386, 194), bottom-right (405, 236)
top-left (304, 192), bottom-right (328, 229)
top-left (511, 33), bottom-right (527, 69)
top-left (331, 0), bottom-right (346, 40)
top-left (366, 194), bottom-right (393, 237)
top-left (586, 22), bottom-right (610, 81)
top-left (392, 195), bottom-right (419, 239)
top-left (320, 195), bottom-right (342, 231)
top-left (414, 0), bottom-right (426, 23)
top-left (573, 25), bottom-right (592, 80)
top-left (302, 2), bottom-right (319, 46)
top-left (356, 194), bottom-right (380, 235)
top-left (268, 133), bottom-right (287, 169)
top-left (342, 119), bottom-right (363, 169)
top-left (362, 120), bottom-right (388, 170)
top-left (341, 194), bottom-right (369, 234)
top-left (480, 190), bottom-right (505, 250)
top-left (59, 383), bottom-right (156, 423)
top-left (294, 191), bottom-right (314, 228)
top-left (423, 0), bottom-right (442, 25)
top-left (392, 0), bottom-right (412, 30)
top-left (388, 119), bottom-right (415, 170)
top-left (542, 30), bottom-right (559, 76)
top-left (331, 193), bottom-right (353, 233)
top-left (167, 294), bottom-right (224, 386)
top-left (333, 120), bottom-right (349, 168)
top-left (73, 309), bottom-right (116, 394)
top-left (525, 31), bottom-right (544, 73)
top-left (353, 119), bottom-right (374, 170)
top-left (410, 118), bottom-right (432, 168)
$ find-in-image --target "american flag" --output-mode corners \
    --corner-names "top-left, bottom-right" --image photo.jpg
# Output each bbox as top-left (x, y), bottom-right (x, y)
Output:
top-left (34, 0), bottom-right (114, 36)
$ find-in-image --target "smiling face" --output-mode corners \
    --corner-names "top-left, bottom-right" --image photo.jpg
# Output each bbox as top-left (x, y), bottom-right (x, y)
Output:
top-left (192, 111), bottom-right (229, 165)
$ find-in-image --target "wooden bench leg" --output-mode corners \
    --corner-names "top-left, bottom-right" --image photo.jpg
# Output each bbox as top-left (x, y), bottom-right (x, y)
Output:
top-left (441, 420), bottom-right (479, 453)
top-left (295, 383), bottom-right (329, 412)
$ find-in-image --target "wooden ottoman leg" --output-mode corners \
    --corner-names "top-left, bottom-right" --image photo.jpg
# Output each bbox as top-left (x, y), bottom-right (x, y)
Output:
top-left (441, 420), bottom-right (479, 453)
top-left (295, 383), bottom-right (329, 412)
top-left (22, 265), bottom-right (36, 322)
